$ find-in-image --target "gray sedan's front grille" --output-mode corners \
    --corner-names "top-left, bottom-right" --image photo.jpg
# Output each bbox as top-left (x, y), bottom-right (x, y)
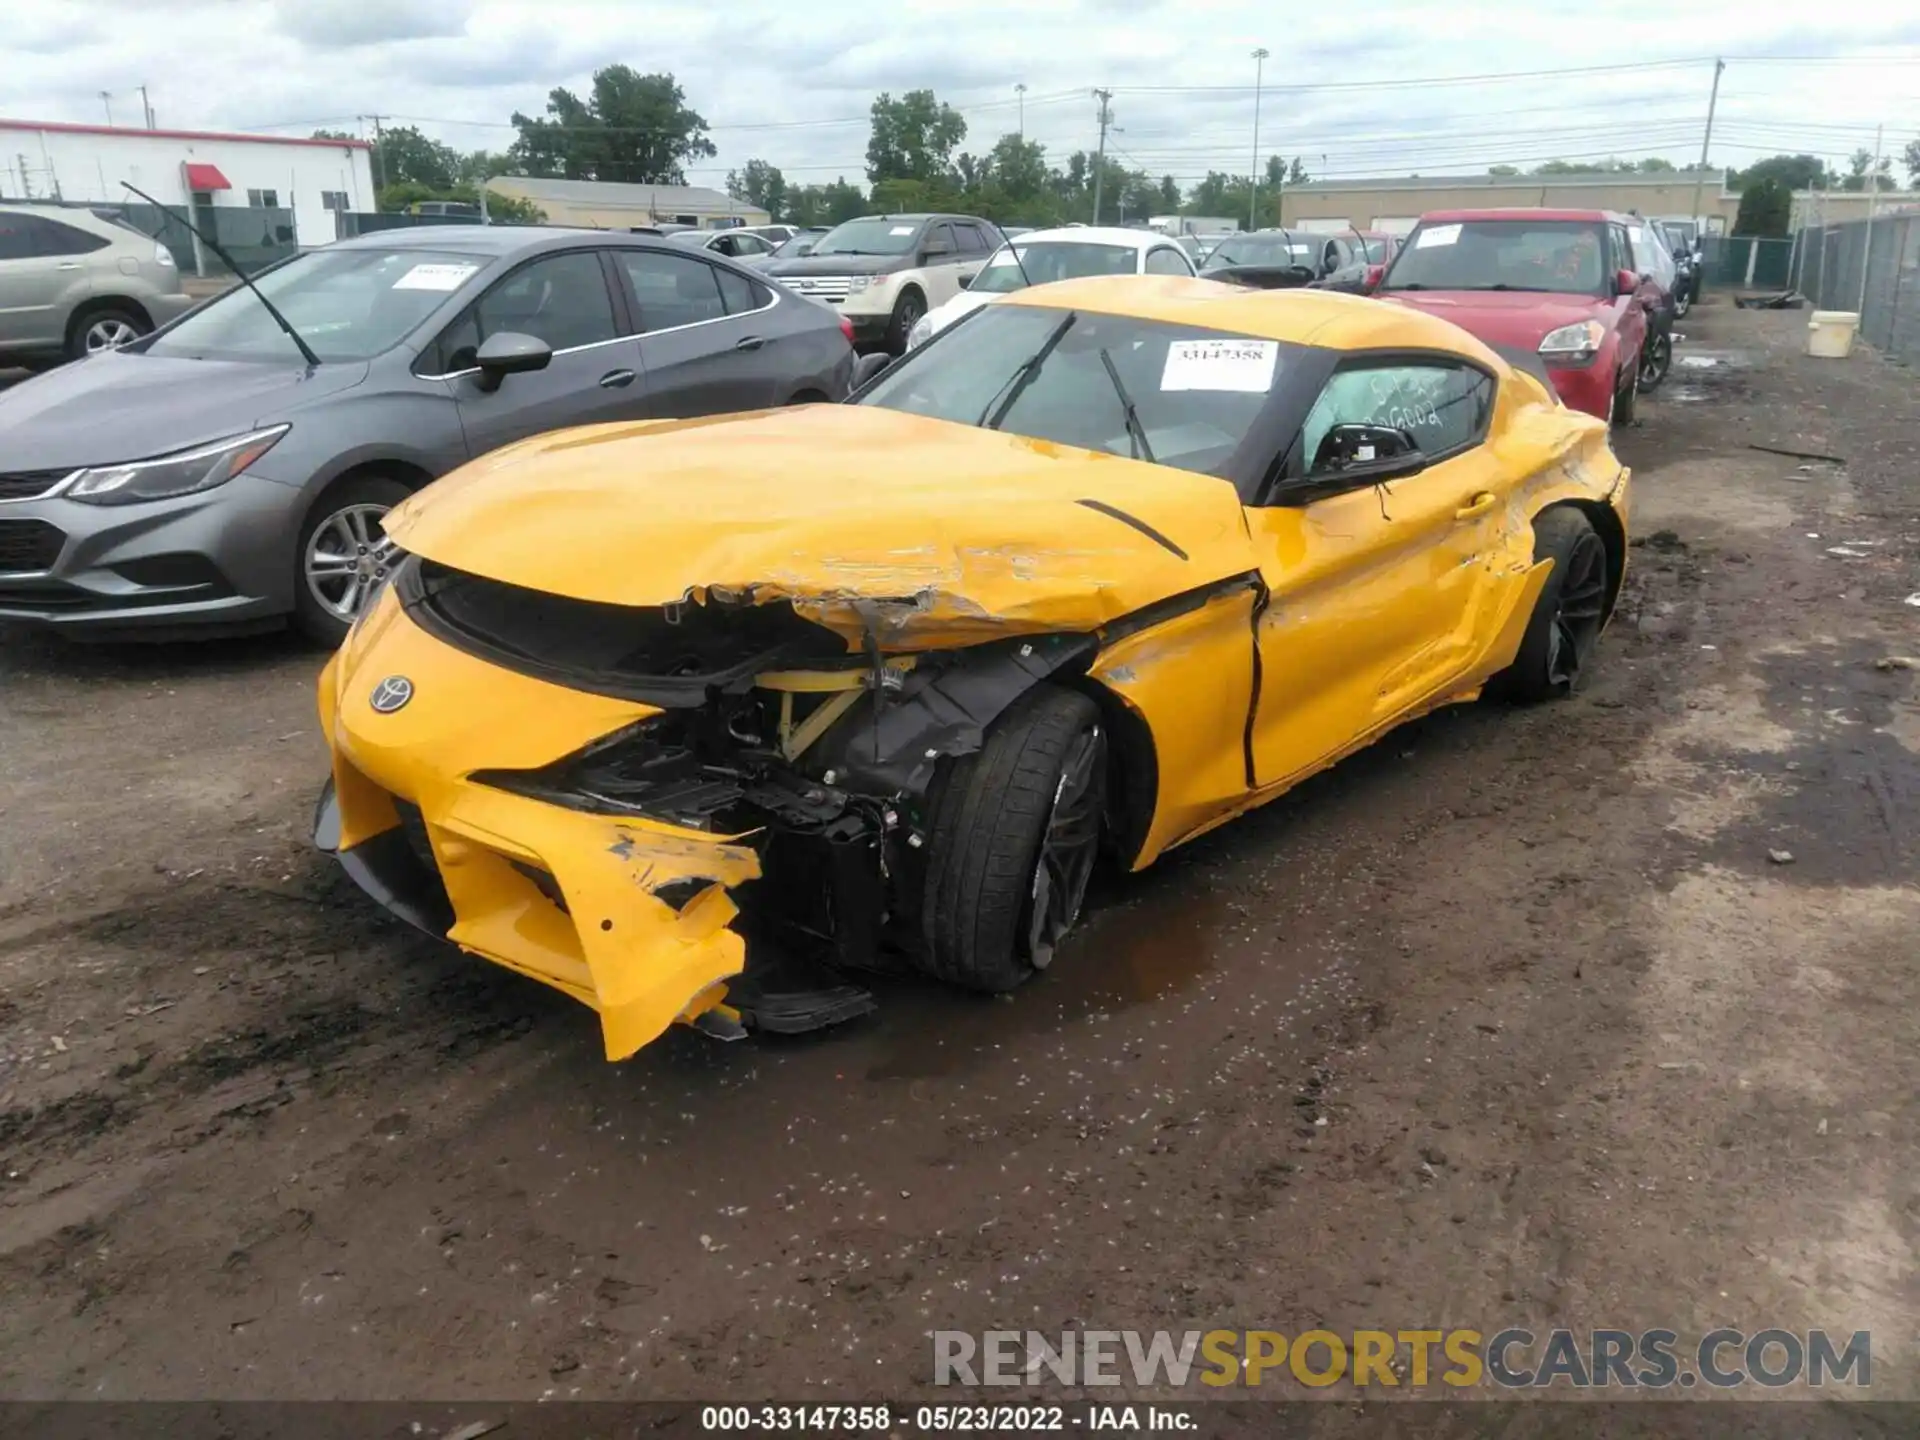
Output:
top-left (0, 519), bottom-right (65, 573)
top-left (0, 470), bottom-right (72, 502)
top-left (787, 276), bottom-right (853, 301)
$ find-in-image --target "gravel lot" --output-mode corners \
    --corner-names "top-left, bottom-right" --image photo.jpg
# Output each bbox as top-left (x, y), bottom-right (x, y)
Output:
top-left (0, 301), bottom-right (1914, 1404)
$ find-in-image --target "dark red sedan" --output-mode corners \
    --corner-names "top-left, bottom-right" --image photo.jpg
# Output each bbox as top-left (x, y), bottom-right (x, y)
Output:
top-left (1368, 209), bottom-right (1665, 424)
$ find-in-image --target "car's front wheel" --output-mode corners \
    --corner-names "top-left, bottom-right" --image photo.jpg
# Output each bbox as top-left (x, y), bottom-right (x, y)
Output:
top-left (916, 685), bottom-right (1107, 992)
top-left (885, 288), bottom-right (926, 356)
top-left (1489, 507), bottom-right (1610, 703)
top-left (1637, 329), bottom-right (1672, 392)
top-left (1675, 285), bottom-right (1693, 318)
top-left (294, 476), bottom-right (411, 646)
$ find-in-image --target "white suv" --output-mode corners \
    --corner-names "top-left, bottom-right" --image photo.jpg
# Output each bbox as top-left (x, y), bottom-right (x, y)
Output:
top-left (762, 213), bottom-right (1001, 354)
top-left (0, 205), bottom-right (194, 364)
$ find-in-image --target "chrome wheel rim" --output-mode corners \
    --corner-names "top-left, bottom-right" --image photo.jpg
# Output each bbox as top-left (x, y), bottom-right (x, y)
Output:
top-left (304, 503), bottom-right (398, 623)
top-left (85, 317), bottom-right (140, 352)
top-left (1639, 333), bottom-right (1671, 390)
top-left (1546, 532), bottom-right (1608, 692)
top-left (1024, 725), bottom-right (1106, 969)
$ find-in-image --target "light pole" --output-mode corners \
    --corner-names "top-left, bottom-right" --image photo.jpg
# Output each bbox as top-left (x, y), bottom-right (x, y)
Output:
top-left (1248, 48), bottom-right (1269, 231)
top-left (1015, 82), bottom-right (1027, 138)
top-left (99, 90), bottom-right (114, 126)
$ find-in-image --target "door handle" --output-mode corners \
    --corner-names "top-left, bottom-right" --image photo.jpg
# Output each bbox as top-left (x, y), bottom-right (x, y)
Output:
top-left (733, 336), bottom-right (765, 352)
top-left (598, 369), bottom-right (637, 389)
top-left (1455, 492), bottom-right (1498, 519)
top-left (57, 262), bottom-right (83, 271)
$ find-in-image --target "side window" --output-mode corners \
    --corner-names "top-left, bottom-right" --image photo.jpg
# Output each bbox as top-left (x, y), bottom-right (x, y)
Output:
top-left (1144, 247), bottom-right (1191, 275)
top-left (0, 215), bottom-right (35, 261)
top-left (926, 222), bottom-right (959, 260)
top-left (36, 219), bottom-right (111, 256)
top-left (1298, 363), bottom-right (1494, 477)
top-left (732, 234), bottom-right (772, 257)
top-left (960, 223), bottom-right (995, 255)
top-left (433, 250), bottom-right (617, 371)
top-left (618, 249), bottom-right (729, 332)
top-left (1611, 223), bottom-right (1634, 274)
top-left (715, 265), bottom-right (768, 315)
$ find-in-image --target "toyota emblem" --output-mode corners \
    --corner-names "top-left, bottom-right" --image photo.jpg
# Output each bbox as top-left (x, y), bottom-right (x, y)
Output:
top-left (369, 676), bottom-right (414, 714)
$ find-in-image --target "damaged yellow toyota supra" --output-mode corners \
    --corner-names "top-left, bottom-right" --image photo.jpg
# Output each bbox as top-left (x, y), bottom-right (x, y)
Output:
top-left (314, 276), bottom-right (1630, 1061)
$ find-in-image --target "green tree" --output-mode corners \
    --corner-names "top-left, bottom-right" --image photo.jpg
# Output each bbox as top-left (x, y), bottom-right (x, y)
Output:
top-left (786, 178), bottom-right (868, 227)
top-left (1904, 137), bottom-right (1920, 187)
top-left (458, 150), bottom-right (519, 185)
top-left (866, 90), bottom-right (967, 185)
top-left (726, 159), bottom-right (789, 221)
top-left (1487, 164), bottom-right (1521, 176)
top-left (1840, 147), bottom-right (1893, 192)
top-left (1731, 153), bottom-right (1832, 191)
top-left (1157, 174), bottom-right (1181, 211)
top-left (1732, 177), bottom-right (1790, 237)
top-left (511, 66), bottom-right (715, 183)
top-left (988, 133), bottom-right (1049, 200)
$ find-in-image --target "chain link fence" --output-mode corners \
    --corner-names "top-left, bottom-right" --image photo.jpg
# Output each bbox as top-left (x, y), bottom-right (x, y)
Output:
top-left (1793, 212), bottom-right (1920, 365)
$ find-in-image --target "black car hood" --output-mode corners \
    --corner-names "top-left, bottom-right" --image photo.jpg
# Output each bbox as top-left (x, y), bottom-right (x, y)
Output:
top-left (1202, 264), bottom-right (1316, 290)
top-left (763, 252), bottom-right (910, 277)
top-left (0, 350), bottom-right (369, 470)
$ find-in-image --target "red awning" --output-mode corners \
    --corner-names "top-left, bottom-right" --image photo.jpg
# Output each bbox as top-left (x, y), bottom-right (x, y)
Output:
top-left (183, 162), bottom-right (230, 191)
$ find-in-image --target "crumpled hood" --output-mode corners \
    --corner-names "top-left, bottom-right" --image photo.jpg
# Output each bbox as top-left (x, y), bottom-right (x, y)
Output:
top-left (1382, 290), bottom-right (1613, 350)
top-left (0, 351), bottom-right (368, 469)
top-left (384, 404), bottom-right (1258, 647)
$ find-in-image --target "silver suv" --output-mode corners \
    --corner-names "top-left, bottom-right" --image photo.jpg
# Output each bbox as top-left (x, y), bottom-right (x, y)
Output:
top-left (0, 205), bottom-right (194, 364)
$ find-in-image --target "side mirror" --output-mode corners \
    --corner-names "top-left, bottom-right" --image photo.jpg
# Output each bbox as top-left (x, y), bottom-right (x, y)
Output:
top-left (850, 352), bottom-right (894, 390)
top-left (1614, 268), bottom-right (1639, 297)
top-left (1362, 264), bottom-right (1386, 295)
top-left (473, 331), bottom-right (552, 392)
top-left (1312, 422), bottom-right (1420, 475)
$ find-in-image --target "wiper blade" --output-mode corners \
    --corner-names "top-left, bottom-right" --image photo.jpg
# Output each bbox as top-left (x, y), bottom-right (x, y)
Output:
top-left (1098, 346), bottom-right (1154, 464)
top-left (123, 180), bottom-right (320, 368)
top-left (976, 310), bottom-right (1077, 430)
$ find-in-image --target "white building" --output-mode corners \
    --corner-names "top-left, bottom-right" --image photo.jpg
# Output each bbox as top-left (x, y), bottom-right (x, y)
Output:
top-left (0, 117), bottom-right (374, 248)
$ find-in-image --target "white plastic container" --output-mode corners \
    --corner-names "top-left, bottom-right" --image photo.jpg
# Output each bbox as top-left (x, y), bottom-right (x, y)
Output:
top-left (1806, 311), bottom-right (1860, 358)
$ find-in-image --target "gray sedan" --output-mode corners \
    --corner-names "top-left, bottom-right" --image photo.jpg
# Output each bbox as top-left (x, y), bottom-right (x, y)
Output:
top-left (0, 226), bottom-right (854, 644)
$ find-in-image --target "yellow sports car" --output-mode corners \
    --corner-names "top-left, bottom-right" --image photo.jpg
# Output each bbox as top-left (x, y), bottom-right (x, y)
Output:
top-left (314, 276), bottom-right (1629, 1061)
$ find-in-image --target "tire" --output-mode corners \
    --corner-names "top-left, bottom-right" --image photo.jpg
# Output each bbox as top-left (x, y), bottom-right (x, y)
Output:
top-left (66, 304), bottom-right (149, 360)
top-left (884, 288), bottom-right (926, 356)
top-left (917, 685), bottom-right (1107, 992)
top-left (1637, 329), bottom-right (1672, 393)
top-left (1489, 508), bottom-right (1610, 704)
top-left (1611, 365), bottom-right (1637, 427)
top-left (293, 476), bottom-right (412, 647)
top-left (1674, 285), bottom-right (1693, 318)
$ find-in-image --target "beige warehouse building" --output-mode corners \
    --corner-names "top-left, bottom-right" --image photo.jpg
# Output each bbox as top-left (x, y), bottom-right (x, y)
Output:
top-left (483, 177), bottom-right (768, 230)
top-left (1274, 173), bottom-right (1744, 235)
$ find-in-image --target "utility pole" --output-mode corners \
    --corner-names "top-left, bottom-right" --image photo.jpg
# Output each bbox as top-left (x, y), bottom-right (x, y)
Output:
top-left (99, 91), bottom-right (114, 126)
top-left (1248, 48), bottom-right (1269, 232)
top-left (138, 85), bottom-right (154, 129)
top-left (1688, 57), bottom-right (1725, 236)
top-left (1090, 88), bottom-right (1113, 225)
top-left (1015, 83), bottom-right (1027, 139)
top-left (360, 114), bottom-right (389, 189)
top-left (1857, 121), bottom-right (1884, 314)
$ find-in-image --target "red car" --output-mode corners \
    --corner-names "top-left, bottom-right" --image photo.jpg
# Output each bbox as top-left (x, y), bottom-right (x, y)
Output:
top-left (1366, 209), bottom-right (1664, 424)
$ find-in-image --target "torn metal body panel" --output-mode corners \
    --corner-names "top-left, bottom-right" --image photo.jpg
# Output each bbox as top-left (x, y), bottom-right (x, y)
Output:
top-left (316, 280), bottom-right (1633, 1062)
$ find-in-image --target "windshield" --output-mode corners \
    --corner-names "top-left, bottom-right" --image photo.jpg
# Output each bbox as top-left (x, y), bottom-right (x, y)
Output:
top-left (969, 241), bottom-right (1139, 294)
top-left (1203, 232), bottom-right (1311, 269)
top-left (148, 247), bottom-right (485, 363)
top-left (1383, 220), bottom-right (1607, 296)
top-left (811, 218), bottom-right (923, 257)
top-left (857, 303), bottom-right (1293, 478)
top-left (1357, 236), bottom-right (1392, 262)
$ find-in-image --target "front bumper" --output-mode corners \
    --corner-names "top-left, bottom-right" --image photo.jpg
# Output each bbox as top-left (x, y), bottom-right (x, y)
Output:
top-left (315, 597), bottom-right (771, 1060)
top-left (0, 473), bottom-right (305, 635)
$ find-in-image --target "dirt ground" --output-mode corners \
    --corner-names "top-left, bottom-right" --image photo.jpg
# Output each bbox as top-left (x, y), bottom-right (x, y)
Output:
top-left (0, 302), bottom-right (1914, 1404)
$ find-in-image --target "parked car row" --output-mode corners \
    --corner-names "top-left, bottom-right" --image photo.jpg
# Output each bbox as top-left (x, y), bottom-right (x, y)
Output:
top-left (0, 202), bottom-right (194, 363)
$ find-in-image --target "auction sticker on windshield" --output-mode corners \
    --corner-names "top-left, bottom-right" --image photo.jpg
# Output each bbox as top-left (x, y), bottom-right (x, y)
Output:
top-left (889, 225), bottom-right (915, 236)
top-left (392, 262), bottom-right (481, 291)
top-left (1415, 224), bottom-right (1462, 249)
top-left (1161, 338), bottom-right (1278, 393)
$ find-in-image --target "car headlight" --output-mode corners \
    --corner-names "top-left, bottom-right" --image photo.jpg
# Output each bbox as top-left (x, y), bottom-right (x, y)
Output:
top-left (907, 314), bottom-right (934, 349)
top-left (1537, 320), bottom-right (1607, 367)
top-left (846, 276), bottom-right (873, 293)
top-left (65, 425), bottom-right (289, 507)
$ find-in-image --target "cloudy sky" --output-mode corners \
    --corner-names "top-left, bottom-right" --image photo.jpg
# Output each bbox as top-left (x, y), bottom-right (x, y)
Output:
top-left (6, 0), bottom-right (1919, 192)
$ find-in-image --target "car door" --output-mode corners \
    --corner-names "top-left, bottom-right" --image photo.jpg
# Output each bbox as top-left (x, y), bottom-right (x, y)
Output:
top-left (951, 222), bottom-right (997, 289)
top-left (0, 214), bottom-right (99, 352)
top-left (615, 246), bottom-right (788, 416)
top-left (1608, 221), bottom-right (1649, 373)
top-left (429, 248), bottom-right (646, 459)
top-left (918, 222), bottom-right (969, 307)
top-left (1240, 356), bottom-right (1503, 790)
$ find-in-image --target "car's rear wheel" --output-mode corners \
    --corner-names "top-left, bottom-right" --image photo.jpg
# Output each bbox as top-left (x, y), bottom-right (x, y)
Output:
top-left (916, 685), bottom-right (1107, 992)
top-left (67, 304), bottom-right (149, 360)
top-left (1489, 508), bottom-right (1610, 704)
top-left (1611, 365), bottom-right (1637, 426)
top-left (293, 475), bottom-right (411, 647)
top-left (1675, 286), bottom-right (1693, 318)
top-left (1637, 330), bottom-right (1672, 392)
top-left (885, 288), bottom-right (926, 356)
